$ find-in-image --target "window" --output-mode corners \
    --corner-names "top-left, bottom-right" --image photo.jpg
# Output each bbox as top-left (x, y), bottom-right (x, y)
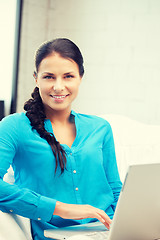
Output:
top-left (0, 0), bottom-right (18, 116)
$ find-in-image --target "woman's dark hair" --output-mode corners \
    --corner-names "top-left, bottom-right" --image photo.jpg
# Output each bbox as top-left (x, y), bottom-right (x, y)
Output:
top-left (35, 38), bottom-right (84, 77)
top-left (24, 38), bottom-right (84, 174)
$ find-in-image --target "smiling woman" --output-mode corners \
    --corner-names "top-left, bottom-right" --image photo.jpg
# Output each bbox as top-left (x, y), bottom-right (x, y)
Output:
top-left (24, 39), bottom-right (84, 174)
top-left (0, 38), bottom-right (122, 240)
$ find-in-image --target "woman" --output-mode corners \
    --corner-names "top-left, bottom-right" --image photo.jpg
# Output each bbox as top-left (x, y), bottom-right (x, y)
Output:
top-left (0, 38), bottom-right (122, 239)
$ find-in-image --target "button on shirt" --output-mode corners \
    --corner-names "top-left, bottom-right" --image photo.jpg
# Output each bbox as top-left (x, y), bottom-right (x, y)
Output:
top-left (0, 111), bottom-right (122, 240)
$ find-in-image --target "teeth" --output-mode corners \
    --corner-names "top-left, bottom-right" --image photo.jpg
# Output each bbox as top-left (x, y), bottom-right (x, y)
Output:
top-left (51, 95), bottom-right (66, 99)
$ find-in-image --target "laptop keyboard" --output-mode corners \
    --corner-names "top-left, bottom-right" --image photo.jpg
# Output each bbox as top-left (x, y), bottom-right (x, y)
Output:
top-left (85, 231), bottom-right (109, 239)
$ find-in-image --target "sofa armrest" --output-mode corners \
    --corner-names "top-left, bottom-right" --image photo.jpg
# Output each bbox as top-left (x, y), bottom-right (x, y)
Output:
top-left (0, 210), bottom-right (32, 240)
top-left (2, 167), bottom-right (33, 239)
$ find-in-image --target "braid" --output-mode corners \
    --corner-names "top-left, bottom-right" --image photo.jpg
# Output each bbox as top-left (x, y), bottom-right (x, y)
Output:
top-left (24, 87), bottom-right (67, 174)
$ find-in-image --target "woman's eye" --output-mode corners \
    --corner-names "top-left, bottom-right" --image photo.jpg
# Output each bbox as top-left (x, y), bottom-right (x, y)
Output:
top-left (43, 75), bottom-right (54, 79)
top-left (65, 75), bottom-right (74, 79)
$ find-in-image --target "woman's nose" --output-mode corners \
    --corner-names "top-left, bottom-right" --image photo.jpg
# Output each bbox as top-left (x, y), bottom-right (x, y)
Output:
top-left (53, 79), bottom-right (65, 93)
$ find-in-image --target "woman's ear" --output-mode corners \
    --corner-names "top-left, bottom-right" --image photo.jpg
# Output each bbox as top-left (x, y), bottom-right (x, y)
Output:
top-left (33, 71), bottom-right (39, 87)
top-left (79, 76), bottom-right (83, 85)
top-left (33, 71), bottom-right (37, 79)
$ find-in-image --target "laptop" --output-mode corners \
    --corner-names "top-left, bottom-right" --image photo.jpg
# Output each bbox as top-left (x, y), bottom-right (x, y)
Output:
top-left (44, 163), bottom-right (160, 240)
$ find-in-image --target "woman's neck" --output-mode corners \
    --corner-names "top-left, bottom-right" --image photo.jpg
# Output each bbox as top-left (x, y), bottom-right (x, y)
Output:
top-left (46, 108), bottom-right (72, 125)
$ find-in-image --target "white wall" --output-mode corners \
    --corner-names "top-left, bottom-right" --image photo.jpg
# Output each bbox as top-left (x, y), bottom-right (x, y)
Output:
top-left (17, 0), bottom-right (160, 125)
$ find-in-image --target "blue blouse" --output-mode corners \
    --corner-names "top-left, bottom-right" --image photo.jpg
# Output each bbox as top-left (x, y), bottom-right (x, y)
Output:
top-left (0, 111), bottom-right (122, 239)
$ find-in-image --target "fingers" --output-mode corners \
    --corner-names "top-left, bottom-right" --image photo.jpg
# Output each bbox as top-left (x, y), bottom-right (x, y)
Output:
top-left (79, 205), bottom-right (112, 229)
top-left (103, 219), bottom-right (112, 229)
top-left (95, 209), bottom-right (112, 229)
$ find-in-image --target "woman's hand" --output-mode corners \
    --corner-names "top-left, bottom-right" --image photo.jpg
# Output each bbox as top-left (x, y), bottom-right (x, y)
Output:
top-left (53, 201), bottom-right (112, 229)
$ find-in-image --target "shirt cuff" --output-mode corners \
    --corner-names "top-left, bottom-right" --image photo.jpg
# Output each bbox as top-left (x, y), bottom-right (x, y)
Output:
top-left (35, 195), bottom-right (57, 222)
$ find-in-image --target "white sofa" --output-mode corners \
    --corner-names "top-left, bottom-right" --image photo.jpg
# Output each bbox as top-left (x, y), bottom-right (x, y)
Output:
top-left (103, 114), bottom-right (160, 182)
top-left (0, 114), bottom-right (160, 239)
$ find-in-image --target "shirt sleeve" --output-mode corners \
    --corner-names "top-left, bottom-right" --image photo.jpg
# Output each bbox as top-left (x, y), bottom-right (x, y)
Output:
top-left (102, 122), bottom-right (122, 211)
top-left (0, 115), bottom-right (56, 222)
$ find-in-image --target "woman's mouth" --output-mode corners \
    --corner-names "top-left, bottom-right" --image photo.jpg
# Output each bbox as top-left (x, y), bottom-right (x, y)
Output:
top-left (50, 94), bottom-right (69, 102)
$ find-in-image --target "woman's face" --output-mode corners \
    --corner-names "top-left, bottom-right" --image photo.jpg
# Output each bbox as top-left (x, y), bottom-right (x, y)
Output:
top-left (35, 53), bottom-right (82, 116)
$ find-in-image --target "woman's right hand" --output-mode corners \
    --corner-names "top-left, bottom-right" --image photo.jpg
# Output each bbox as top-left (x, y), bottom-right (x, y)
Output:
top-left (53, 201), bottom-right (112, 229)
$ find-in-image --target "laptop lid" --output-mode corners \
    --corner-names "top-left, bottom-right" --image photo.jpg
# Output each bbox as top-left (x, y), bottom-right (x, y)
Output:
top-left (108, 163), bottom-right (160, 240)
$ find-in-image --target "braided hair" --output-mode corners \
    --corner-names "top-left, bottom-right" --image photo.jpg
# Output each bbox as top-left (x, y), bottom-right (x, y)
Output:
top-left (24, 38), bottom-right (84, 174)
